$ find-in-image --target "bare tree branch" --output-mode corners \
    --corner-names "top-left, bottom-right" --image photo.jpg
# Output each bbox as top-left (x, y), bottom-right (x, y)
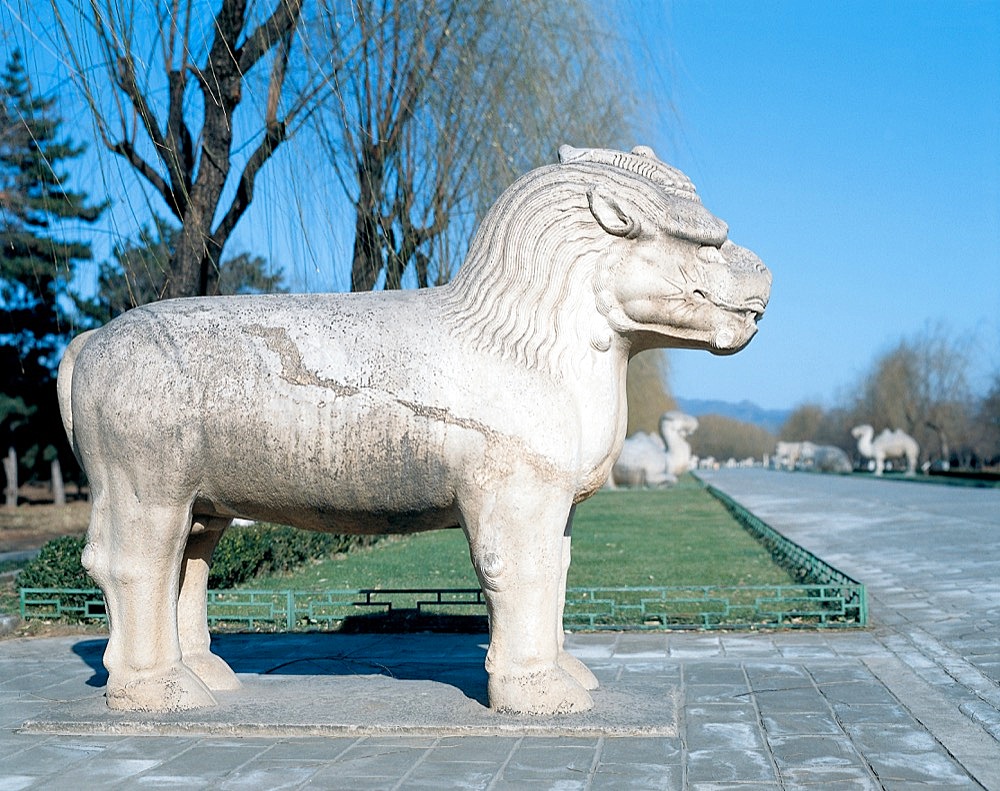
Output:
top-left (238, 0), bottom-right (303, 74)
top-left (107, 139), bottom-right (173, 203)
top-left (211, 119), bottom-right (287, 252)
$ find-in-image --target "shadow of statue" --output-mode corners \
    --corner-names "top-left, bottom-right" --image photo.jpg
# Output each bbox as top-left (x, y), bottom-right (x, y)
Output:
top-left (72, 624), bottom-right (491, 706)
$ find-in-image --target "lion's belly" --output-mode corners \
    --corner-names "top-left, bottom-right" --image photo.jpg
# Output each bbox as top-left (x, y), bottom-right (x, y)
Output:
top-left (192, 391), bottom-right (473, 520)
top-left (194, 498), bottom-right (463, 536)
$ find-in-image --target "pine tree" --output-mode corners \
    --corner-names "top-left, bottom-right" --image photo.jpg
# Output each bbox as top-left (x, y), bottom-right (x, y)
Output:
top-left (0, 48), bottom-right (105, 485)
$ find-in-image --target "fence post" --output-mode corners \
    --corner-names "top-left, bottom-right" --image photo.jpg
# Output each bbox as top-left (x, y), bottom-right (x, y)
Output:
top-left (287, 590), bottom-right (295, 630)
top-left (51, 458), bottom-right (65, 506)
top-left (3, 447), bottom-right (17, 508)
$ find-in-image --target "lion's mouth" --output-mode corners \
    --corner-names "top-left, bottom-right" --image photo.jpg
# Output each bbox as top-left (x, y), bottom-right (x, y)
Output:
top-left (692, 290), bottom-right (767, 320)
top-left (740, 297), bottom-right (767, 319)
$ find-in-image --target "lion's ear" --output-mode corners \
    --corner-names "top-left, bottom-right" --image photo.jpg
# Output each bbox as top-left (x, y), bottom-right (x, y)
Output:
top-left (587, 186), bottom-right (640, 239)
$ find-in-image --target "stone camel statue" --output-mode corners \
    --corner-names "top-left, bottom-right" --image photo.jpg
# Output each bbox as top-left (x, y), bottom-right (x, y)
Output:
top-left (851, 424), bottom-right (919, 476)
top-left (662, 411), bottom-right (699, 477)
top-left (57, 145), bottom-right (771, 716)
top-left (607, 411), bottom-right (698, 488)
top-left (609, 429), bottom-right (674, 488)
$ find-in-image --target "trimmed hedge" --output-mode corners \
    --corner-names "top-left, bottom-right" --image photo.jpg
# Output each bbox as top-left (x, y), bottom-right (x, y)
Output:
top-left (16, 535), bottom-right (95, 590)
top-left (207, 524), bottom-right (375, 588)
top-left (17, 525), bottom-right (376, 593)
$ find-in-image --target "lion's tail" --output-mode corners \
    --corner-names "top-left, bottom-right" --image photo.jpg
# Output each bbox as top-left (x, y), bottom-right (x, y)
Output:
top-left (56, 330), bottom-right (97, 458)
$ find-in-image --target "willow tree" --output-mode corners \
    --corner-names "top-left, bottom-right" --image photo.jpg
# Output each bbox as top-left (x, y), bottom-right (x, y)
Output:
top-left (47, 0), bottom-right (322, 298)
top-left (314, 0), bottom-right (640, 291)
top-left (850, 325), bottom-right (974, 463)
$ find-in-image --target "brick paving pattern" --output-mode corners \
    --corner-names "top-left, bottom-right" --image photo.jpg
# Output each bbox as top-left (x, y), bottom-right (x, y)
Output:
top-left (0, 469), bottom-right (997, 789)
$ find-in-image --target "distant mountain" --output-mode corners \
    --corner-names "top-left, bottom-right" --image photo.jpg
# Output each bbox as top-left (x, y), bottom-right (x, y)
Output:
top-left (675, 398), bottom-right (791, 434)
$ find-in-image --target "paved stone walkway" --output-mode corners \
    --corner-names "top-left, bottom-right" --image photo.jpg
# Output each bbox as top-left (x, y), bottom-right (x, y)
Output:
top-left (1, 470), bottom-right (997, 789)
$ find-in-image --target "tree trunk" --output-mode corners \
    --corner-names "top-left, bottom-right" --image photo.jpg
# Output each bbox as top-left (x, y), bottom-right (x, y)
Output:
top-left (3, 447), bottom-right (17, 508)
top-left (167, 219), bottom-right (211, 298)
top-left (351, 147), bottom-right (386, 292)
top-left (927, 422), bottom-right (950, 468)
top-left (51, 458), bottom-right (66, 506)
top-left (350, 205), bottom-right (382, 292)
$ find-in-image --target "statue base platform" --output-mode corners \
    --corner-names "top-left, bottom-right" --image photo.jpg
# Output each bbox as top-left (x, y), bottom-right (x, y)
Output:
top-left (19, 632), bottom-right (678, 738)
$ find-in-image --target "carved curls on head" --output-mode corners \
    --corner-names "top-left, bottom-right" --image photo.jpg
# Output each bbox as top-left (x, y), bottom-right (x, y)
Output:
top-left (558, 144), bottom-right (699, 200)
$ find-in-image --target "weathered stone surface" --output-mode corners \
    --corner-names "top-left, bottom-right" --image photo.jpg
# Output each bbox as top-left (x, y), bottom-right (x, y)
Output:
top-left (56, 145), bottom-right (770, 715)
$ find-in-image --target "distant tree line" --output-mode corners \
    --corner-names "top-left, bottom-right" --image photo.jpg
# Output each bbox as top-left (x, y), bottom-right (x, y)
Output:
top-left (645, 325), bottom-right (999, 470)
top-left (689, 415), bottom-right (775, 463)
top-left (780, 325), bottom-right (999, 469)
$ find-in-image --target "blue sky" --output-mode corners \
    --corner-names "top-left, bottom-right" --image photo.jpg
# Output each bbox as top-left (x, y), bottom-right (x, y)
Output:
top-left (7, 2), bottom-right (998, 412)
top-left (636, 1), bottom-right (1000, 410)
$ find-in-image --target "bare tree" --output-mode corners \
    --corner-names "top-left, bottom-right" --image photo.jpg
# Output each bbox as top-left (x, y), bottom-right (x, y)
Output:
top-left (626, 351), bottom-right (675, 436)
top-left (779, 403), bottom-right (827, 443)
top-left (973, 373), bottom-right (1000, 465)
top-left (46, 0), bottom-right (323, 298)
top-left (315, 0), bottom-right (640, 291)
top-left (778, 403), bottom-right (856, 460)
top-left (691, 414), bottom-right (774, 462)
top-left (850, 324), bottom-right (974, 463)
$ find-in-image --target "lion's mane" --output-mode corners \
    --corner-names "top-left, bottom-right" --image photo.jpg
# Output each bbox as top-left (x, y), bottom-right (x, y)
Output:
top-left (439, 148), bottom-right (724, 378)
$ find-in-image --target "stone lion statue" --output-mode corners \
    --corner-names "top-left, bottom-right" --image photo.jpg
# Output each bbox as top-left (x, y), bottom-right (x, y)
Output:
top-left (57, 145), bottom-right (770, 716)
top-left (798, 442), bottom-right (852, 474)
top-left (774, 440), bottom-right (807, 470)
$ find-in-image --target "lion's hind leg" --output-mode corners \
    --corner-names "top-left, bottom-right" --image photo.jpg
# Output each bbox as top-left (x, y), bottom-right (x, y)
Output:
top-left (557, 527), bottom-right (599, 691)
top-left (178, 517), bottom-right (241, 691)
top-left (83, 481), bottom-right (216, 712)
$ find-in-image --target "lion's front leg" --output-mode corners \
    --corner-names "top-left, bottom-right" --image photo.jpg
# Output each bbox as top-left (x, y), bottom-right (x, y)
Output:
top-left (557, 526), bottom-right (599, 691)
top-left (465, 485), bottom-right (593, 715)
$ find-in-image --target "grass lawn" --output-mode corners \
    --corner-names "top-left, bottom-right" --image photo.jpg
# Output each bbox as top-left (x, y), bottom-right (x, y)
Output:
top-left (246, 477), bottom-right (795, 591)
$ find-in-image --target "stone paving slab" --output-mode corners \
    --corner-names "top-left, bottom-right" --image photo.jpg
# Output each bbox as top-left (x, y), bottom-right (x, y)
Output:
top-left (2, 630), bottom-right (993, 789)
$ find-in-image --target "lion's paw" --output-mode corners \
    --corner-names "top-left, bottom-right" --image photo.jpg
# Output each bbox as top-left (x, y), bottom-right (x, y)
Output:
top-left (558, 650), bottom-right (599, 691)
top-left (488, 665), bottom-right (594, 715)
top-left (183, 651), bottom-right (242, 691)
top-left (106, 663), bottom-right (217, 712)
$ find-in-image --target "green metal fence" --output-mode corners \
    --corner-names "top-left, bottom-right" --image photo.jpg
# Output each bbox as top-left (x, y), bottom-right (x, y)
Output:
top-left (564, 582), bottom-right (864, 630)
top-left (18, 483), bottom-right (867, 631)
top-left (203, 587), bottom-right (487, 631)
top-left (19, 582), bottom-right (864, 631)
